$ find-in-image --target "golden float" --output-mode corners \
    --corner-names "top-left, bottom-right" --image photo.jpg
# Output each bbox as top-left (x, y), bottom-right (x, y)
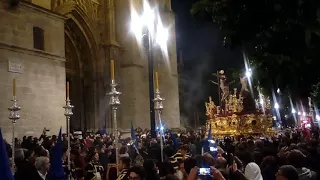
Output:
top-left (205, 71), bottom-right (274, 138)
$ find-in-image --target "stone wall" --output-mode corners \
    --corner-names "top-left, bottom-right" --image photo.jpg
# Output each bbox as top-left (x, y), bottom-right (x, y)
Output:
top-left (0, 1), bottom-right (66, 140)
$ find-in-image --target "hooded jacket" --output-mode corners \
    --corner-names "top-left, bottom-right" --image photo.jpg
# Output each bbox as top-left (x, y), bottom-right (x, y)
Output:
top-left (244, 162), bottom-right (263, 180)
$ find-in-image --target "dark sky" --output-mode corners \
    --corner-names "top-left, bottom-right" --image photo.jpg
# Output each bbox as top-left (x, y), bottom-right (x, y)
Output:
top-left (171, 0), bottom-right (244, 122)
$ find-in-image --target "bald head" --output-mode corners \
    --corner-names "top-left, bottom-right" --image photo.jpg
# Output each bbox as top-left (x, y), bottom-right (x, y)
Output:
top-left (215, 157), bottom-right (227, 169)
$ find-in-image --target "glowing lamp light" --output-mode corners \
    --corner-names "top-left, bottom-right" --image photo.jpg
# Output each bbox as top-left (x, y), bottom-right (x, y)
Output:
top-left (274, 102), bottom-right (279, 109)
top-left (130, 8), bottom-right (143, 37)
top-left (156, 21), bottom-right (169, 48)
top-left (316, 115), bottom-right (320, 121)
top-left (142, 0), bottom-right (155, 32)
top-left (277, 88), bottom-right (281, 94)
top-left (245, 68), bottom-right (252, 78)
top-left (291, 108), bottom-right (296, 114)
top-left (298, 112), bottom-right (301, 115)
top-left (303, 112), bottom-right (306, 116)
top-left (160, 126), bottom-right (164, 131)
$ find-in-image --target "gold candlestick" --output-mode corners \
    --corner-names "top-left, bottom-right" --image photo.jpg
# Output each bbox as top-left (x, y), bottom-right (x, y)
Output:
top-left (66, 82), bottom-right (70, 99)
top-left (111, 60), bottom-right (115, 81)
top-left (13, 79), bottom-right (16, 97)
top-left (155, 72), bottom-right (159, 90)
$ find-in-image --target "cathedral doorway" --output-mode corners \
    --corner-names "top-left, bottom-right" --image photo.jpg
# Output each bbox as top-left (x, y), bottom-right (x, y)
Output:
top-left (65, 18), bottom-right (95, 132)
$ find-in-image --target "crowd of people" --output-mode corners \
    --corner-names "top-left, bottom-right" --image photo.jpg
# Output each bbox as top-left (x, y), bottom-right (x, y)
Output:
top-left (3, 126), bottom-right (320, 180)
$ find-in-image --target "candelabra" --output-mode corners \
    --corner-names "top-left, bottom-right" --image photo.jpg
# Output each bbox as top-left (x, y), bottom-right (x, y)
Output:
top-left (63, 98), bottom-right (74, 175)
top-left (8, 96), bottom-right (21, 171)
top-left (107, 79), bottom-right (121, 174)
top-left (154, 88), bottom-right (164, 162)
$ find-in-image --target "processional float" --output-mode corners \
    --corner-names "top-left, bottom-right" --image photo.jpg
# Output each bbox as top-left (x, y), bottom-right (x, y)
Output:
top-left (206, 70), bottom-right (274, 138)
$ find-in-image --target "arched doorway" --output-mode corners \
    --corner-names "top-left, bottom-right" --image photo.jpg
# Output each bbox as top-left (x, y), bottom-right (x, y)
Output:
top-left (65, 18), bottom-right (95, 132)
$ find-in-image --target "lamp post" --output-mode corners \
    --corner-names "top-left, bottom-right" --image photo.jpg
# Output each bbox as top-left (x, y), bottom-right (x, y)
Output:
top-left (131, 1), bottom-right (169, 138)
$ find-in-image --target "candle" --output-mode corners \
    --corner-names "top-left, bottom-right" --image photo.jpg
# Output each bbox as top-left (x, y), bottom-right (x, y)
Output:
top-left (66, 82), bottom-right (70, 99)
top-left (155, 72), bottom-right (159, 90)
top-left (13, 79), bottom-right (16, 97)
top-left (111, 60), bottom-right (115, 81)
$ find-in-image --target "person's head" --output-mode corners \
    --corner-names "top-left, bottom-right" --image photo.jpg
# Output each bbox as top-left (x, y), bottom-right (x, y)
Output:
top-left (128, 166), bottom-right (146, 180)
top-left (14, 149), bottom-right (25, 161)
top-left (180, 145), bottom-right (189, 155)
top-left (118, 156), bottom-right (131, 171)
top-left (260, 156), bottom-right (277, 170)
top-left (195, 155), bottom-right (210, 169)
top-left (244, 162), bottom-right (263, 180)
top-left (286, 150), bottom-right (306, 168)
top-left (34, 156), bottom-right (50, 173)
top-left (183, 158), bottom-right (197, 174)
top-left (159, 160), bottom-right (175, 177)
top-left (119, 146), bottom-right (128, 155)
top-left (165, 174), bottom-right (179, 180)
top-left (88, 151), bottom-right (99, 162)
top-left (276, 165), bottom-right (299, 180)
top-left (143, 159), bottom-right (157, 174)
top-left (203, 152), bottom-right (215, 166)
top-left (215, 157), bottom-right (227, 169)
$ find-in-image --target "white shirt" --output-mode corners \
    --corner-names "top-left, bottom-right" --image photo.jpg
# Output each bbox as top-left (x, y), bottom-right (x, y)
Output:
top-left (37, 171), bottom-right (47, 180)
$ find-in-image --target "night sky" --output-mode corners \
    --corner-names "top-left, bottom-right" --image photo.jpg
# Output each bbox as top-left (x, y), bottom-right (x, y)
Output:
top-left (172, 0), bottom-right (244, 125)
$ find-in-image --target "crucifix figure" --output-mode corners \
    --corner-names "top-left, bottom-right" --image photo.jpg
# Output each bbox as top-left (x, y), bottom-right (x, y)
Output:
top-left (210, 70), bottom-right (234, 110)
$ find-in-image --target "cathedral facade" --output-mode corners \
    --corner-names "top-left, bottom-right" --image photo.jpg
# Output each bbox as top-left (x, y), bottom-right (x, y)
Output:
top-left (0, 0), bottom-right (180, 139)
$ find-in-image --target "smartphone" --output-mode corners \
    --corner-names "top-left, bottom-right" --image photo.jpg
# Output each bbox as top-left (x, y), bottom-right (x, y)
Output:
top-left (227, 154), bottom-right (234, 166)
top-left (210, 147), bottom-right (217, 152)
top-left (198, 168), bottom-right (211, 176)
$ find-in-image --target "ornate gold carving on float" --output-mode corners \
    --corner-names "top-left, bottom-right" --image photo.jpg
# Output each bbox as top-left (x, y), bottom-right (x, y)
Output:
top-left (205, 71), bottom-right (274, 138)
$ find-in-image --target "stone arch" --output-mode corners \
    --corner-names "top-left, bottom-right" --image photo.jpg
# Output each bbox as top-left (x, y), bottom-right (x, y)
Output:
top-left (55, 2), bottom-right (99, 65)
top-left (54, 3), bottom-right (100, 131)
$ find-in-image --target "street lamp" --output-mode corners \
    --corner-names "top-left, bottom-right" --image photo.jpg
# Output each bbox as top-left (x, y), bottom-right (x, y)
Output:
top-left (291, 108), bottom-right (296, 114)
top-left (130, 1), bottom-right (169, 138)
top-left (245, 68), bottom-right (252, 78)
top-left (274, 102), bottom-right (280, 109)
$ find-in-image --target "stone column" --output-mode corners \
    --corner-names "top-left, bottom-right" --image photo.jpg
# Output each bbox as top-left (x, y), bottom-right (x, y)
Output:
top-left (98, 0), bottom-right (122, 133)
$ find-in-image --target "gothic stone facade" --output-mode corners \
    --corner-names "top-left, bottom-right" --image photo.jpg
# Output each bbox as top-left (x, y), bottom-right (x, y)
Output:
top-left (0, 0), bottom-right (180, 140)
